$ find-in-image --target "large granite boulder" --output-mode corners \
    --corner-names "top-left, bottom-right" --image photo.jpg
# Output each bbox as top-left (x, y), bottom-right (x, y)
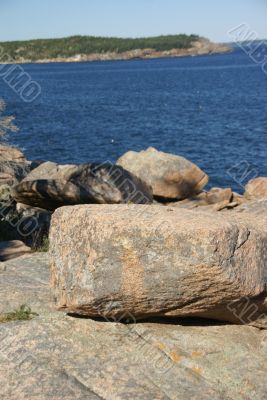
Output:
top-left (244, 177), bottom-right (267, 200)
top-left (50, 204), bottom-right (267, 326)
top-left (117, 147), bottom-right (208, 200)
top-left (11, 163), bottom-right (153, 210)
top-left (0, 253), bottom-right (266, 399)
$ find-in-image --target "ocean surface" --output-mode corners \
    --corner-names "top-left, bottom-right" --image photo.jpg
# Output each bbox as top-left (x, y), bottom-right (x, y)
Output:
top-left (1, 46), bottom-right (267, 192)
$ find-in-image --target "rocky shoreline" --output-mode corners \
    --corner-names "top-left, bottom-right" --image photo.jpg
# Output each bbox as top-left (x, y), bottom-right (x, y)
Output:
top-left (0, 39), bottom-right (231, 65)
top-left (0, 143), bottom-right (266, 399)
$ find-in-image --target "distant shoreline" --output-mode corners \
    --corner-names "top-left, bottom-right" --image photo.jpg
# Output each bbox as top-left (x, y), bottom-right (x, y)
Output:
top-left (0, 46), bottom-right (231, 65)
top-left (0, 36), bottom-right (231, 65)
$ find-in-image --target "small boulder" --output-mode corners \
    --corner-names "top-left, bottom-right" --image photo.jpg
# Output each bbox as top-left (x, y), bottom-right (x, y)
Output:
top-left (244, 177), bottom-right (267, 200)
top-left (170, 187), bottom-right (234, 211)
top-left (117, 147), bottom-right (208, 200)
top-left (204, 187), bottom-right (233, 204)
top-left (0, 240), bottom-right (31, 262)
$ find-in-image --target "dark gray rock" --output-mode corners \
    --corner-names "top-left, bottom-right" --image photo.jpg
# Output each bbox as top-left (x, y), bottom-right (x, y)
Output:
top-left (69, 163), bottom-right (153, 205)
top-left (11, 163), bottom-right (153, 210)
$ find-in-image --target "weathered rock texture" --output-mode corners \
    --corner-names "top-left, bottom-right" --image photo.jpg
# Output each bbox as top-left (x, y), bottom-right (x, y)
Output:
top-left (245, 177), bottom-right (267, 200)
top-left (0, 252), bottom-right (52, 313)
top-left (12, 163), bottom-right (153, 210)
top-left (117, 147), bottom-right (208, 200)
top-left (1, 314), bottom-right (266, 400)
top-left (236, 199), bottom-right (267, 216)
top-left (0, 253), bottom-right (266, 399)
top-left (50, 205), bottom-right (267, 325)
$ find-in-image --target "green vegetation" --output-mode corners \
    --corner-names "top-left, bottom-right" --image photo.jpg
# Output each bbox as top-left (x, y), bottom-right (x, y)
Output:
top-left (0, 305), bottom-right (38, 323)
top-left (0, 34), bottom-right (200, 61)
top-left (33, 235), bottom-right (49, 253)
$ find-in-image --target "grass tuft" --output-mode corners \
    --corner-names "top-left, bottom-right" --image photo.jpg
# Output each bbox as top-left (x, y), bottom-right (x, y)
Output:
top-left (32, 235), bottom-right (49, 252)
top-left (0, 305), bottom-right (38, 323)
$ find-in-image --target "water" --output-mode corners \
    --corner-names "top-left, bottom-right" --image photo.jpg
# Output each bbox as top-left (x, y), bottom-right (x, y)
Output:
top-left (1, 47), bottom-right (267, 192)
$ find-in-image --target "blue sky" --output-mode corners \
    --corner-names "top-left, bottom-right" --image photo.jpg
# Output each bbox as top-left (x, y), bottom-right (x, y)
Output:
top-left (0, 0), bottom-right (266, 42)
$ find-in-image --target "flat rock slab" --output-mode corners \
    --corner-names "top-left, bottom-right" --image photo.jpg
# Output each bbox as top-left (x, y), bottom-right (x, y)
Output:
top-left (50, 205), bottom-right (267, 325)
top-left (0, 252), bottom-right (54, 313)
top-left (0, 314), bottom-right (266, 400)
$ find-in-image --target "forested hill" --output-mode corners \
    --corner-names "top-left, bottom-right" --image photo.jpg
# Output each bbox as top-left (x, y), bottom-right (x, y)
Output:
top-left (0, 34), bottom-right (230, 63)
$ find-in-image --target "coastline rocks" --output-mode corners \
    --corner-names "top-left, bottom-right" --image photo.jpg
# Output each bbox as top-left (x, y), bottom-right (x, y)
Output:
top-left (0, 240), bottom-right (32, 262)
top-left (244, 177), bottom-right (267, 200)
top-left (0, 161), bottom-right (31, 187)
top-left (0, 145), bottom-right (32, 188)
top-left (0, 144), bottom-right (27, 163)
top-left (201, 187), bottom-right (233, 204)
top-left (50, 204), bottom-right (267, 325)
top-left (171, 187), bottom-right (235, 211)
top-left (117, 147), bottom-right (208, 200)
top-left (11, 163), bottom-right (153, 210)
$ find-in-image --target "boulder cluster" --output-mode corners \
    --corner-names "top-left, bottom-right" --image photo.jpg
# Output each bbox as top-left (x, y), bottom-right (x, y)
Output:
top-left (1, 143), bottom-right (267, 399)
top-left (0, 144), bottom-right (266, 328)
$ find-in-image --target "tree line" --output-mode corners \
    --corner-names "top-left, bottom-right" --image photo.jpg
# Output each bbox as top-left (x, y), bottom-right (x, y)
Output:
top-left (0, 34), bottom-right (200, 61)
